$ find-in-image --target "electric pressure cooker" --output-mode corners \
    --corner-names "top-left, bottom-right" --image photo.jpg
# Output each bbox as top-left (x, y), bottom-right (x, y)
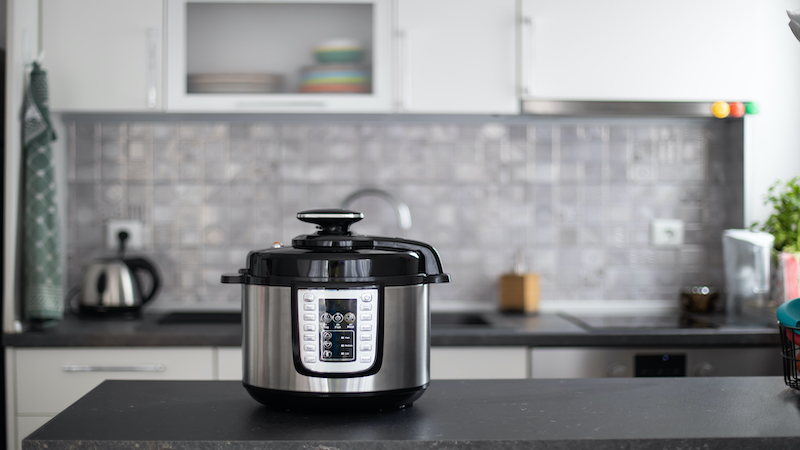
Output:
top-left (221, 209), bottom-right (450, 411)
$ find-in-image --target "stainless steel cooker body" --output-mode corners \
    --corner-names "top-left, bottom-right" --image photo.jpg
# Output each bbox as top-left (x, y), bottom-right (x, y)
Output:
top-left (222, 208), bottom-right (449, 410)
top-left (242, 283), bottom-right (429, 394)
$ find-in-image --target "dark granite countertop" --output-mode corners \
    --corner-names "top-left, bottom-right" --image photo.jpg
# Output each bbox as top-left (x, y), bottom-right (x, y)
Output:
top-left (2, 310), bottom-right (780, 348)
top-left (23, 377), bottom-right (800, 450)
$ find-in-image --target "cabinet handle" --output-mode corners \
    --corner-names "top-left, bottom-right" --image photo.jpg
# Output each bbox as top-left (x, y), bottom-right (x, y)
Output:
top-left (147, 27), bottom-right (158, 109)
top-left (63, 364), bottom-right (165, 373)
top-left (233, 101), bottom-right (326, 108)
top-left (395, 29), bottom-right (411, 111)
top-left (520, 15), bottom-right (533, 97)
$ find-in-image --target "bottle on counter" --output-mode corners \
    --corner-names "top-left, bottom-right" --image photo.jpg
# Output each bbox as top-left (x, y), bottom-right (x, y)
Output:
top-left (498, 249), bottom-right (540, 314)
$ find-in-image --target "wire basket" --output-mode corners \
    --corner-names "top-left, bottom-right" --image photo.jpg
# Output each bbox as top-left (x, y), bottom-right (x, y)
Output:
top-left (779, 323), bottom-right (800, 389)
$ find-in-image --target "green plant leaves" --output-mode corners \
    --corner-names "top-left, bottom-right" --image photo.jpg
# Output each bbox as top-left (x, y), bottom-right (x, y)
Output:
top-left (754, 176), bottom-right (800, 253)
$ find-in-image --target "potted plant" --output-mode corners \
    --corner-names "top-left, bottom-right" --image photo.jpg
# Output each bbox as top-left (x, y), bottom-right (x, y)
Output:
top-left (752, 176), bottom-right (800, 304)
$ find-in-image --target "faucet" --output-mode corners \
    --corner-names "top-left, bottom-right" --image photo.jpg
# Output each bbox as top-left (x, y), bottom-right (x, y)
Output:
top-left (340, 188), bottom-right (412, 230)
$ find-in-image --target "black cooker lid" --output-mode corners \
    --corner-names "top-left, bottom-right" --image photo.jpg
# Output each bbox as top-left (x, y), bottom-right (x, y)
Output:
top-left (221, 209), bottom-right (450, 286)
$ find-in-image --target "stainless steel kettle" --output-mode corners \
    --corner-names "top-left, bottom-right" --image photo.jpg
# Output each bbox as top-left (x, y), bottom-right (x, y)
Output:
top-left (79, 231), bottom-right (161, 315)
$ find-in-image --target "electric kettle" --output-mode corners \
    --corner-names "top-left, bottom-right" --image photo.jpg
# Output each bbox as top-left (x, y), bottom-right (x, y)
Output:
top-left (78, 231), bottom-right (161, 316)
top-left (722, 229), bottom-right (774, 316)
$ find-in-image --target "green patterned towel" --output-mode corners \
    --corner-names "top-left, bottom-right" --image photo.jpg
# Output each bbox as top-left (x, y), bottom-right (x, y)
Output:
top-left (22, 62), bottom-right (62, 325)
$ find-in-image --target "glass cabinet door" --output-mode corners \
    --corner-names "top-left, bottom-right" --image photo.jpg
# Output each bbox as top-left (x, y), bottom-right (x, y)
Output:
top-left (166, 0), bottom-right (391, 112)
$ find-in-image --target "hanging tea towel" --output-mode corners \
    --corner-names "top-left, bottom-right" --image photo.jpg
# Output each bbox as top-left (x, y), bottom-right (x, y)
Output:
top-left (22, 62), bottom-right (62, 326)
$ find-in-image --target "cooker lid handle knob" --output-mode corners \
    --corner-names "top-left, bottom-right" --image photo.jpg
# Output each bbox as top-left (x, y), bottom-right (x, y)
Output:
top-left (297, 209), bottom-right (364, 236)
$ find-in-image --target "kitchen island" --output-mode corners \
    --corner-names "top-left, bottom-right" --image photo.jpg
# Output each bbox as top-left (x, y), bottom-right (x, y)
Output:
top-left (22, 377), bottom-right (800, 450)
top-left (5, 309), bottom-right (783, 450)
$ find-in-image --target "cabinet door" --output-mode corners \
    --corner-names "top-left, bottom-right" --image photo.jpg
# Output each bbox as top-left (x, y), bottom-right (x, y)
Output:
top-left (16, 416), bottom-right (53, 450)
top-left (41, 0), bottom-right (163, 111)
top-left (395, 0), bottom-right (518, 114)
top-left (15, 348), bottom-right (214, 415)
top-left (530, 347), bottom-right (782, 378)
top-left (431, 347), bottom-right (528, 379)
top-left (166, 0), bottom-right (392, 113)
top-left (520, 0), bottom-right (761, 101)
top-left (217, 347), bottom-right (243, 380)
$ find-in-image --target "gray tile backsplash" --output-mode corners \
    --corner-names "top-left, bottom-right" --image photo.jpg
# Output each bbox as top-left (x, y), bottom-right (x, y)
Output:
top-left (64, 118), bottom-right (744, 309)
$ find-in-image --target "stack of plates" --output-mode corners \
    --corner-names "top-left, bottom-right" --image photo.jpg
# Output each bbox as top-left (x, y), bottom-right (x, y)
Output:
top-left (299, 64), bottom-right (371, 93)
top-left (187, 73), bottom-right (284, 94)
top-left (299, 39), bottom-right (371, 94)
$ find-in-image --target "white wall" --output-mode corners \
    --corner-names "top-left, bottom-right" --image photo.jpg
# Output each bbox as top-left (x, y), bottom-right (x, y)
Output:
top-left (745, 1), bottom-right (800, 227)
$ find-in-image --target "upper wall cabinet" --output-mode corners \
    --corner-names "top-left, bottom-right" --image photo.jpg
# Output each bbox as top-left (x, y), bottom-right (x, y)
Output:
top-left (395, 0), bottom-right (518, 114)
top-left (166, 0), bottom-right (392, 113)
top-left (520, 0), bottom-right (762, 102)
top-left (42, 0), bottom-right (164, 112)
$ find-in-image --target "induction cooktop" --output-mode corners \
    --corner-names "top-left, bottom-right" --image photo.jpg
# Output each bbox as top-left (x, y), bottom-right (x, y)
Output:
top-left (559, 312), bottom-right (720, 331)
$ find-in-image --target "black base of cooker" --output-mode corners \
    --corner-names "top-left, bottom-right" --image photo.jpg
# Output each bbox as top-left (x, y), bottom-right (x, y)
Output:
top-left (243, 382), bottom-right (428, 412)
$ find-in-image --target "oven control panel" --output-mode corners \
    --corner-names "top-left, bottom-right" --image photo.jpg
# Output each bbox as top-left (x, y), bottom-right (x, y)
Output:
top-left (296, 288), bottom-right (379, 374)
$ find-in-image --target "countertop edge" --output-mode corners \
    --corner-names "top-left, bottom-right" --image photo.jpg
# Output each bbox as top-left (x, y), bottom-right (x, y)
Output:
top-left (20, 437), bottom-right (800, 450)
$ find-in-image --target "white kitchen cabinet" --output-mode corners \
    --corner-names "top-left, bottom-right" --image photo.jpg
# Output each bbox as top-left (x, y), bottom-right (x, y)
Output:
top-left (16, 416), bottom-right (52, 450)
top-left (530, 347), bottom-right (782, 379)
top-left (7, 347), bottom-right (215, 450)
top-left (14, 347), bottom-right (215, 414)
top-left (431, 347), bottom-right (529, 379)
top-left (519, 0), bottom-right (762, 102)
top-left (217, 347), bottom-right (243, 380)
top-left (394, 0), bottom-right (518, 114)
top-left (166, 0), bottom-right (392, 113)
top-left (216, 346), bottom-right (529, 381)
top-left (41, 0), bottom-right (164, 112)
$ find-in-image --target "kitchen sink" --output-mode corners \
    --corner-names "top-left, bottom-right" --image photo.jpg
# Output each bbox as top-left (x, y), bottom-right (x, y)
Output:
top-left (157, 311), bottom-right (241, 325)
top-left (156, 311), bottom-right (494, 328)
top-left (430, 312), bottom-right (492, 327)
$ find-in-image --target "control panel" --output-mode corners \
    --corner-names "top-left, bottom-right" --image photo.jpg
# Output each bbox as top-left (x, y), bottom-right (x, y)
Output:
top-left (296, 287), bottom-right (379, 374)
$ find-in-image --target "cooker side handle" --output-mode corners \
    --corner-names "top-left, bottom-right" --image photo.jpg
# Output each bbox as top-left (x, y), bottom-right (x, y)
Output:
top-left (221, 271), bottom-right (246, 284)
top-left (372, 238), bottom-right (451, 284)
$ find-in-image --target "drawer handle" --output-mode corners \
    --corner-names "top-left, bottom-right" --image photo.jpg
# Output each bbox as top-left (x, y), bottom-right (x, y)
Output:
top-left (233, 101), bottom-right (326, 108)
top-left (146, 27), bottom-right (158, 109)
top-left (63, 364), bottom-right (165, 373)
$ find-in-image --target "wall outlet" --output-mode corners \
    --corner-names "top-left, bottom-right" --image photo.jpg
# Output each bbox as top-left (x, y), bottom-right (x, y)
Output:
top-left (650, 219), bottom-right (685, 247)
top-left (106, 220), bottom-right (143, 250)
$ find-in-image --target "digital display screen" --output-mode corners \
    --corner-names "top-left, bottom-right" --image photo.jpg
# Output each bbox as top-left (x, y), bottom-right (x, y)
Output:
top-left (319, 299), bottom-right (357, 361)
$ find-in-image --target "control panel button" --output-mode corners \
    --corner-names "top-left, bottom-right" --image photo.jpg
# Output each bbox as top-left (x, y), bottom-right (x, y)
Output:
top-left (360, 323), bottom-right (372, 331)
top-left (303, 323), bottom-right (316, 331)
top-left (304, 356), bottom-right (317, 363)
top-left (323, 341), bottom-right (333, 349)
top-left (360, 343), bottom-right (373, 351)
top-left (359, 303), bottom-right (372, 311)
top-left (303, 344), bottom-right (316, 352)
top-left (321, 313), bottom-right (332, 324)
top-left (303, 303), bottom-right (316, 311)
top-left (303, 313), bottom-right (315, 321)
top-left (360, 333), bottom-right (373, 341)
top-left (360, 356), bottom-right (371, 363)
top-left (303, 333), bottom-right (316, 342)
top-left (322, 331), bottom-right (333, 340)
top-left (362, 293), bottom-right (372, 302)
top-left (333, 312), bottom-right (344, 323)
top-left (344, 312), bottom-right (356, 323)
top-left (322, 350), bottom-right (333, 359)
top-left (360, 313), bottom-right (372, 321)
top-left (303, 293), bottom-right (315, 301)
